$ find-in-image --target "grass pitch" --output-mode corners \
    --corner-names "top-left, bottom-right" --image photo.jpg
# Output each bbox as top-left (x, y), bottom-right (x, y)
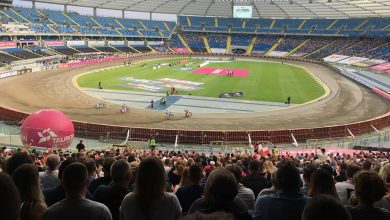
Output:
top-left (77, 58), bottom-right (325, 104)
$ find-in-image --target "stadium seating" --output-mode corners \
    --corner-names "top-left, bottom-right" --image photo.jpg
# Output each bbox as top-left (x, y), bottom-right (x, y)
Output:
top-left (231, 34), bottom-right (253, 46)
top-left (131, 46), bottom-right (152, 53)
top-left (306, 38), bottom-right (358, 61)
top-left (73, 46), bottom-right (98, 53)
top-left (2, 48), bottom-right (41, 59)
top-left (28, 24), bottom-right (54, 33)
top-left (178, 16), bottom-right (390, 38)
top-left (338, 39), bottom-right (387, 57)
top-left (0, 51), bottom-right (22, 63)
top-left (181, 33), bottom-right (206, 52)
top-left (114, 46), bottom-right (139, 53)
top-left (292, 38), bottom-right (333, 57)
top-left (94, 16), bottom-right (121, 28)
top-left (50, 46), bottom-right (79, 56)
top-left (39, 9), bottom-right (75, 25)
top-left (274, 37), bottom-right (305, 52)
top-left (252, 36), bottom-right (279, 54)
top-left (94, 46), bottom-right (118, 53)
top-left (166, 35), bottom-right (185, 49)
top-left (207, 34), bottom-right (227, 48)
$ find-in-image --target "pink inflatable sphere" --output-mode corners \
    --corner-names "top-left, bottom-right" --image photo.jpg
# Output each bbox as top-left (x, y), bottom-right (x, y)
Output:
top-left (20, 109), bottom-right (74, 149)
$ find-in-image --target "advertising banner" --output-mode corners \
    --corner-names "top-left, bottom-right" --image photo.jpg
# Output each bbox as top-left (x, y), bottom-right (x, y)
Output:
top-left (0, 41), bottom-right (16, 48)
top-left (44, 40), bottom-right (64, 47)
top-left (268, 51), bottom-right (288, 57)
top-left (0, 70), bottom-right (18, 79)
top-left (88, 41), bottom-right (106, 47)
top-left (353, 59), bottom-right (387, 68)
top-left (211, 48), bottom-right (226, 54)
top-left (323, 54), bottom-right (349, 63)
top-left (369, 62), bottom-right (390, 71)
top-left (67, 40), bottom-right (85, 46)
top-left (108, 41), bottom-right (125, 46)
top-left (337, 57), bottom-right (368, 65)
top-left (68, 56), bottom-right (127, 67)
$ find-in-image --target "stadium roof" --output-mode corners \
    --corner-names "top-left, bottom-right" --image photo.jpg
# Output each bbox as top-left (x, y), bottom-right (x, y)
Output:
top-left (24, 0), bottom-right (390, 18)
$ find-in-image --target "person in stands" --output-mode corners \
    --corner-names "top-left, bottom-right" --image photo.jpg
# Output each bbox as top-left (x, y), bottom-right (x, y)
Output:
top-left (5, 152), bottom-right (33, 175)
top-left (88, 157), bottom-right (115, 194)
top-left (174, 167), bottom-right (190, 192)
top-left (336, 164), bottom-right (361, 204)
top-left (253, 161), bottom-right (309, 220)
top-left (43, 158), bottom-right (92, 207)
top-left (120, 156), bottom-right (181, 220)
top-left (12, 164), bottom-right (47, 220)
top-left (39, 154), bottom-right (60, 191)
top-left (0, 172), bottom-right (21, 220)
top-left (374, 172), bottom-right (390, 211)
top-left (188, 168), bottom-right (251, 220)
top-left (226, 164), bottom-right (255, 211)
top-left (302, 194), bottom-right (351, 220)
top-left (42, 163), bottom-right (112, 220)
top-left (176, 163), bottom-right (204, 214)
top-left (347, 171), bottom-right (390, 220)
top-left (301, 164), bottom-right (317, 196)
top-left (93, 159), bottom-right (131, 220)
top-left (308, 169), bottom-right (339, 199)
top-left (241, 160), bottom-right (270, 199)
top-left (76, 140), bottom-right (85, 152)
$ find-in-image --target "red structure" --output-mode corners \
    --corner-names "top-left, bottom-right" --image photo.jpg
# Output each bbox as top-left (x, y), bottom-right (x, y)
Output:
top-left (1, 106), bottom-right (389, 145)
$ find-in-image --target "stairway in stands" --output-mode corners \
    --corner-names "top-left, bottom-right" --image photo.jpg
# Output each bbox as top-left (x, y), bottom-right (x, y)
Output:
top-left (246, 36), bottom-right (257, 55)
top-left (178, 34), bottom-right (192, 52)
top-left (203, 35), bottom-right (211, 53)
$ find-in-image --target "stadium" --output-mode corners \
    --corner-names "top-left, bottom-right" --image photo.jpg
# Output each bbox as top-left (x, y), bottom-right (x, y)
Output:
top-left (0, 0), bottom-right (390, 219)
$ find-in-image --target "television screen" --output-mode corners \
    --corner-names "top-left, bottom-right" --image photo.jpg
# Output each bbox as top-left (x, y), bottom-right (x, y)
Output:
top-left (233, 6), bottom-right (252, 18)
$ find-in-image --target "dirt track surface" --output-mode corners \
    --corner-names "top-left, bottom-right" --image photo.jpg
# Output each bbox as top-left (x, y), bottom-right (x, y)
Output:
top-left (1, 55), bottom-right (389, 131)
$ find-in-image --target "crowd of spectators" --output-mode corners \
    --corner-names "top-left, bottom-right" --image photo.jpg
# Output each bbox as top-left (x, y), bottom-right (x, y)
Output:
top-left (1, 145), bottom-right (390, 220)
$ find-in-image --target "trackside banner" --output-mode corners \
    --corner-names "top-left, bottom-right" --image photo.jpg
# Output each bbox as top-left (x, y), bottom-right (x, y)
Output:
top-left (0, 42), bottom-right (16, 48)
top-left (68, 56), bottom-right (127, 67)
top-left (67, 41), bottom-right (85, 46)
top-left (44, 41), bottom-right (64, 47)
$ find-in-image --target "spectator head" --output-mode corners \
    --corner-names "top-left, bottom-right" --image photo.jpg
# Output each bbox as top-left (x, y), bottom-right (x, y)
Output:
top-left (204, 168), bottom-right (238, 206)
top-left (46, 154), bottom-right (60, 171)
top-left (187, 163), bottom-right (203, 184)
top-left (135, 156), bottom-right (166, 214)
top-left (83, 158), bottom-right (96, 177)
top-left (302, 194), bottom-right (351, 220)
top-left (0, 172), bottom-right (21, 220)
top-left (308, 169), bottom-right (339, 199)
top-left (276, 161), bottom-right (301, 193)
top-left (62, 163), bottom-right (88, 196)
top-left (164, 158), bottom-right (171, 167)
top-left (379, 163), bottom-right (390, 182)
top-left (179, 167), bottom-right (190, 187)
top-left (248, 160), bottom-right (263, 174)
top-left (110, 159), bottom-right (131, 184)
top-left (346, 163), bottom-right (361, 180)
top-left (58, 158), bottom-right (75, 180)
top-left (362, 160), bottom-right (372, 171)
top-left (226, 164), bottom-right (243, 182)
top-left (12, 164), bottom-right (43, 202)
top-left (303, 164), bottom-right (317, 185)
top-left (102, 157), bottom-right (115, 176)
top-left (5, 152), bottom-right (33, 175)
top-left (354, 171), bottom-right (386, 206)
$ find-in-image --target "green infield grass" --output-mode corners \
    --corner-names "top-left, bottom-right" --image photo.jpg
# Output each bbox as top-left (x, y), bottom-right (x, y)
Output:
top-left (77, 58), bottom-right (325, 104)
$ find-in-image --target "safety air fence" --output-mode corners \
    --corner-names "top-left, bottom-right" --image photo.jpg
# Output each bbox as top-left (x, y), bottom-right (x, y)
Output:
top-left (0, 106), bottom-right (389, 145)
